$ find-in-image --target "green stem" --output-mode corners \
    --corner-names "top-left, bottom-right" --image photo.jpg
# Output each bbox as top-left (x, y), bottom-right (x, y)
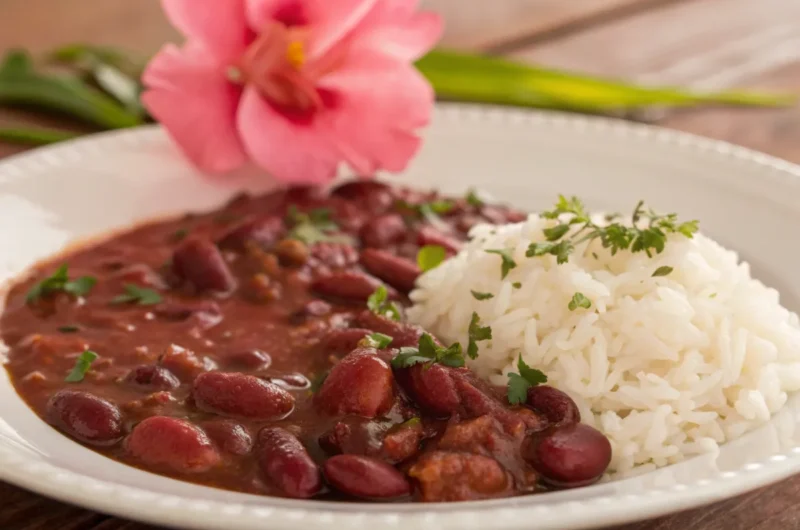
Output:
top-left (0, 127), bottom-right (78, 145)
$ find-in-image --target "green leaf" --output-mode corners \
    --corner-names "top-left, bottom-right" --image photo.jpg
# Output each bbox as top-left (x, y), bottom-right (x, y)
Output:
top-left (543, 223), bottom-right (570, 241)
top-left (367, 285), bottom-right (402, 321)
top-left (417, 245), bottom-right (446, 272)
top-left (286, 206), bottom-right (351, 245)
top-left (568, 292), bottom-right (592, 311)
top-left (0, 127), bottom-right (78, 146)
top-left (517, 354), bottom-right (547, 386)
top-left (485, 248), bottom-right (516, 279)
top-left (512, 282), bottom-right (522, 289)
top-left (466, 188), bottom-right (484, 207)
top-left (65, 350), bottom-right (98, 383)
top-left (26, 265), bottom-right (96, 303)
top-left (390, 333), bottom-right (465, 369)
top-left (471, 290), bottom-right (494, 301)
top-left (652, 266), bottom-right (674, 277)
top-left (467, 312), bottom-right (492, 360)
top-left (111, 284), bottom-right (162, 306)
top-left (309, 371), bottom-right (329, 393)
top-left (417, 50), bottom-right (794, 111)
top-left (361, 332), bottom-right (393, 349)
top-left (57, 325), bottom-right (80, 333)
top-left (391, 351), bottom-right (432, 369)
top-left (0, 50), bottom-right (32, 76)
top-left (506, 354), bottom-right (547, 405)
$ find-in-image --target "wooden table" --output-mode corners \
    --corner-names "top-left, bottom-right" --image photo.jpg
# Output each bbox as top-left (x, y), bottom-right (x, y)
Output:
top-left (1, 0), bottom-right (799, 528)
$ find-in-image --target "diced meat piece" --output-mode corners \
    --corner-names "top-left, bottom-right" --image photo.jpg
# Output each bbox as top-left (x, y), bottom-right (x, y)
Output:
top-left (318, 418), bottom-right (390, 457)
top-left (159, 344), bottom-right (216, 382)
top-left (193, 372), bottom-right (295, 420)
top-left (324, 454), bottom-right (410, 499)
top-left (125, 416), bottom-right (219, 473)
top-left (46, 390), bottom-right (123, 446)
top-left (172, 237), bottom-right (236, 293)
top-left (382, 419), bottom-right (423, 463)
top-left (408, 451), bottom-right (511, 502)
top-left (315, 349), bottom-right (394, 418)
top-left (200, 420), bottom-right (253, 456)
top-left (218, 215), bottom-right (284, 251)
top-left (359, 214), bottom-right (406, 248)
top-left (257, 427), bottom-right (321, 498)
top-left (456, 378), bottom-right (534, 436)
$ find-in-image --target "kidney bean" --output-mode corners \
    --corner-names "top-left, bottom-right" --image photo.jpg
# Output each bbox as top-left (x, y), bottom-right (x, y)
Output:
top-left (324, 454), bottom-right (410, 499)
top-left (126, 416), bottom-right (220, 472)
top-left (200, 420), bottom-right (253, 456)
top-left (46, 390), bottom-right (123, 446)
top-left (528, 423), bottom-right (611, 487)
top-left (315, 349), bottom-right (394, 418)
top-left (218, 215), bottom-right (284, 251)
top-left (285, 185), bottom-right (328, 204)
top-left (359, 249), bottom-right (420, 294)
top-left (330, 181), bottom-right (394, 213)
top-left (359, 214), bottom-right (406, 248)
top-left (481, 205), bottom-right (526, 224)
top-left (227, 349), bottom-right (272, 370)
top-left (172, 238), bottom-right (236, 293)
top-left (416, 226), bottom-right (462, 254)
top-left (526, 385), bottom-right (580, 425)
top-left (408, 451), bottom-right (509, 502)
top-left (352, 311), bottom-right (429, 348)
top-left (395, 363), bottom-right (460, 417)
top-left (321, 328), bottom-right (371, 355)
top-left (456, 378), bottom-right (531, 436)
top-left (312, 271), bottom-right (393, 302)
top-left (124, 365), bottom-right (180, 391)
top-left (257, 427), bottom-right (321, 498)
top-left (309, 242), bottom-right (359, 269)
top-left (193, 372), bottom-right (295, 420)
top-left (271, 372), bottom-right (311, 389)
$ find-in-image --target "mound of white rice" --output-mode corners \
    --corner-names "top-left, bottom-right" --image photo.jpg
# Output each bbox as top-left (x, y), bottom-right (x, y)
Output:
top-left (407, 214), bottom-right (800, 476)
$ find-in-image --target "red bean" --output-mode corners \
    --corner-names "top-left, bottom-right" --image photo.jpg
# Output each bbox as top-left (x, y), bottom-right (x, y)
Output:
top-left (417, 226), bottom-right (462, 254)
top-left (353, 310), bottom-right (425, 348)
top-left (46, 390), bottom-right (123, 446)
top-left (324, 454), bottom-right (410, 499)
top-left (330, 181), bottom-right (394, 213)
top-left (271, 373), bottom-right (311, 390)
top-left (285, 185), bottom-right (328, 204)
top-left (200, 420), bottom-right (253, 456)
top-left (227, 349), bottom-right (272, 370)
top-left (126, 416), bottom-right (220, 472)
top-left (395, 363), bottom-right (460, 417)
top-left (528, 423), bottom-right (611, 487)
top-left (312, 271), bottom-right (392, 302)
top-left (257, 427), bottom-right (321, 499)
top-left (359, 214), bottom-right (406, 248)
top-left (310, 242), bottom-right (359, 269)
top-left (316, 349), bottom-right (394, 418)
top-left (172, 238), bottom-right (236, 293)
top-left (359, 249), bottom-right (420, 294)
top-left (321, 328), bottom-right (371, 355)
top-left (193, 372), bottom-right (295, 420)
top-left (124, 365), bottom-right (180, 391)
top-left (218, 215), bottom-right (284, 250)
top-left (526, 385), bottom-right (581, 425)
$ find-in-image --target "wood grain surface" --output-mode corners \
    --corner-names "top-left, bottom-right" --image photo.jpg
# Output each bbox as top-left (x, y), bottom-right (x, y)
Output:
top-left (1, 0), bottom-right (799, 529)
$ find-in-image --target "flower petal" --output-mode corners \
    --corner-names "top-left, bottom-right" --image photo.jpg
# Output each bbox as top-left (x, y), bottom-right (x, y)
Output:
top-left (162, 0), bottom-right (251, 63)
top-left (351, 0), bottom-right (443, 61)
top-left (236, 87), bottom-right (341, 183)
top-left (142, 44), bottom-right (247, 174)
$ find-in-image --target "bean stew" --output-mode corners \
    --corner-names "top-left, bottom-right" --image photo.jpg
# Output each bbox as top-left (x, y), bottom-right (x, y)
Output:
top-left (1, 181), bottom-right (612, 502)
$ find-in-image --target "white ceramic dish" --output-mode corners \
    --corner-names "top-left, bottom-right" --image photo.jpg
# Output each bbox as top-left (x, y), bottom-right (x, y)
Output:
top-left (1, 104), bottom-right (800, 530)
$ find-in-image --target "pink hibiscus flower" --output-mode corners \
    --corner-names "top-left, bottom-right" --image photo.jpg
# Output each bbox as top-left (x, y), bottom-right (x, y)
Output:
top-left (142, 0), bottom-right (442, 183)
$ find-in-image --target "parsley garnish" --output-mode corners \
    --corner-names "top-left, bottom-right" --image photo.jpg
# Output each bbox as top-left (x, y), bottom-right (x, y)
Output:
top-left (57, 325), bottom-right (80, 333)
top-left (395, 198), bottom-right (455, 226)
top-left (652, 266), bottom-right (674, 277)
top-left (309, 371), bottom-right (329, 393)
top-left (532, 196), bottom-right (698, 263)
top-left (507, 354), bottom-right (548, 405)
top-left (466, 188), bottom-right (484, 207)
top-left (26, 264), bottom-right (96, 303)
top-left (568, 292), bottom-right (592, 311)
top-left (65, 350), bottom-right (98, 383)
top-left (361, 332), bottom-right (393, 349)
top-left (512, 282), bottom-right (522, 289)
top-left (471, 291), bottom-right (494, 301)
top-left (417, 245), bottom-right (446, 272)
top-left (285, 206), bottom-right (351, 245)
top-left (171, 228), bottom-right (189, 242)
top-left (467, 312), bottom-right (492, 360)
top-left (485, 249), bottom-right (517, 279)
top-left (391, 333), bottom-right (465, 369)
top-left (367, 285), bottom-right (401, 321)
top-left (111, 284), bottom-right (163, 305)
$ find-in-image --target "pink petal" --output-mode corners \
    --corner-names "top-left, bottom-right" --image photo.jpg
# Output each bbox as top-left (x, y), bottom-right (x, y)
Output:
top-left (304, 0), bottom-right (379, 59)
top-left (142, 44), bottom-right (248, 173)
top-left (162, 0), bottom-right (251, 63)
top-left (318, 51), bottom-right (433, 174)
top-left (351, 0), bottom-right (443, 61)
top-left (236, 87), bottom-right (341, 183)
top-left (245, 0), bottom-right (307, 30)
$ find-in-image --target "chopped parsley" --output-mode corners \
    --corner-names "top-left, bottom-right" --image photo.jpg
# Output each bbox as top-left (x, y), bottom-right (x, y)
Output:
top-left (485, 249), bottom-right (517, 279)
top-left (525, 240), bottom-right (573, 264)
top-left (361, 332), bottom-right (393, 349)
top-left (512, 282), bottom-right (522, 289)
top-left (568, 292), bottom-right (592, 311)
top-left (171, 228), bottom-right (189, 242)
top-left (65, 350), bottom-right (98, 383)
top-left (466, 188), bottom-right (484, 207)
top-left (367, 285), bottom-right (401, 322)
top-left (285, 206), bottom-right (351, 245)
top-left (471, 291), bottom-right (494, 301)
top-left (57, 325), bottom-right (80, 333)
top-left (398, 417), bottom-right (421, 428)
top-left (391, 333), bottom-right (465, 369)
top-left (652, 266), bottom-right (674, 277)
top-left (395, 198), bottom-right (455, 227)
top-left (467, 312), bottom-right (492, 360)
top-left (417, 245), bottom-right (446, 272)
top-left (507, 354), bottom-right (548, 405)
top-left (111, 284), bottom-right (163, 306)
top-left (26, 264), bottom-right (96, 303)
top-left (309, 371), bottom-right (329, 393)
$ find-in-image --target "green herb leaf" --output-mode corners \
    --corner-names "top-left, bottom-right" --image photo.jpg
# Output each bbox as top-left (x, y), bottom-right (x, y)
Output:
top-left (652, 266), bottom-right (674, 277)
top-left (0, 127), bottom-right (78, 146)
top-left (506, 354), bottom-right (547, 404)
top-left (467, 312), bottom-right (492, 360)
top-left (485, 249), bottom-right (516, 279)
top-left (466, 188), bottom-right (484, 207)
top-left (309, 371), bottom-right (329, 393)
top-left (568, 292), bottom-right (592, 311)
top-left (111, 284), bottom-right (163, 306)
top-left (710, 293), bottom-right (718, 299)
top-left (367, 285), bottom-right (402, 322)
top-left (58, 325), bottom-right (80, 333)
top-left (65, 350), bottom-right (98, 383)
top-left (171, 228), bottom-right (189, 242)
top-left (471, 290), bottom-right (494, 301)
top-left (390, 333), bottom-right (465, 369)
top-left (543, 223), bottom-right (570, 241)
top-left (417, 245), bottom-right (447, 272)
top-left (399, 417), bottom-right (421, 428)
top-left (361, 332), bottom-right (393, 349)
top-left (26, 265), bottom-right (96, 303)
top-left (512, 282), bottom-right (522, 289)
top-left (285, 205), bottom-right (351, 245)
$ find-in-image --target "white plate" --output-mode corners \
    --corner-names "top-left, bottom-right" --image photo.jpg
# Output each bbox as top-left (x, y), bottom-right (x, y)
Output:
top-left (1, 104), bottom-right (800, 530)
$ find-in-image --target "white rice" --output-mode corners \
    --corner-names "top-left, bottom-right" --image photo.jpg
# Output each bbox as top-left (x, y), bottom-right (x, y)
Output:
top-left (407, 214), bottom-right (800, 476)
